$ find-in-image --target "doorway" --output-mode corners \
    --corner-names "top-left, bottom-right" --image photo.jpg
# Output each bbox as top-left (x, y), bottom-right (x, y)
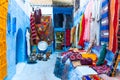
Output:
top-left (16, 28), bottom-right (23, 64)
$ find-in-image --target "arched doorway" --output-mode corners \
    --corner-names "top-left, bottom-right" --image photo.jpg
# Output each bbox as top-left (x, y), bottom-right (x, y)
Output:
top-left (16, 28), bottom-right (23, 64)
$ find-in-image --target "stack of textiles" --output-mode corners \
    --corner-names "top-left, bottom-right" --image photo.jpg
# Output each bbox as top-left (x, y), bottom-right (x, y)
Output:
top-left (91, 65), bottom-right (110, 74)
top-left (82, 75), bottom-right (103, 80)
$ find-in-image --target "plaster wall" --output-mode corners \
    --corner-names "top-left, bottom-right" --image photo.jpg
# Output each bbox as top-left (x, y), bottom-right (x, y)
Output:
top-left (5, 0), bottom-right (30, 80)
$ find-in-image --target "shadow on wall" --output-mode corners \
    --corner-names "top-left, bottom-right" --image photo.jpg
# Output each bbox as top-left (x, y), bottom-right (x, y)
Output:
top-left (16, 28), bottom-right (23, 64)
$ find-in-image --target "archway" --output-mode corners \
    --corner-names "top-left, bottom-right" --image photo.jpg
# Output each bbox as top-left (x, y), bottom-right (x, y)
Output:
top-left (16, 28), bottom-right (23, 64)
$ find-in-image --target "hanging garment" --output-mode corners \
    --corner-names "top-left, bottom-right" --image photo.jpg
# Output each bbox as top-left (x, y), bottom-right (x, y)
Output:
top-left (83, 0), bottom-right (93, 42)
top-left (109, 0), bottom-right (119, 53)
top-left (30, 13), bottom-right (38, 44)
top-left (112, 0), bottom-right (119, 53)
top-left (66, 29), bottom-right (71, 47)
top-left (100, 0), bottom-right (109, 45)
top-left (90, 0), bottom-right (102, 45)
top-left (26, 29), bottom-right (30, 56)
top-left (34, 9), bottom-right (42, 24)
top-left (117, 9), bottom-right (120, 50)
top-left (75, 24), bottom-right (79, 47)
top-left (71, 27), bottom-right (76, 47)
top-left (78, 14), bottom-right (85, 47)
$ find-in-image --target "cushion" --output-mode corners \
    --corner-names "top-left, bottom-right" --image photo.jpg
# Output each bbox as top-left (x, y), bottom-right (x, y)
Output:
top-left (62, 50), bottom-right (73, 63)
top-left (96, 44), bottom-right (107, 66)
top-left (92, 65), bottom-right (110, 74)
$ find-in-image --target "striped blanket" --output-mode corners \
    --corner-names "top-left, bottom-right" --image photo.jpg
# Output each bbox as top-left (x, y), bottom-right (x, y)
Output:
top-left (100, 0), bottom-right (109, 45)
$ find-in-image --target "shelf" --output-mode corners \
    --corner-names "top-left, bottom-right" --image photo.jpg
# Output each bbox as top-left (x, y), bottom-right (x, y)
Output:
top-left (54, 28), bottom-right (65, 31)
top-left (56, 41), bottom-right (62, 43)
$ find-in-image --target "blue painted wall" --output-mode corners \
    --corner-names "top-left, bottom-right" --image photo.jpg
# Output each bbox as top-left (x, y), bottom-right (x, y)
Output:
top-left (5, 0), bottom-right (30, 80)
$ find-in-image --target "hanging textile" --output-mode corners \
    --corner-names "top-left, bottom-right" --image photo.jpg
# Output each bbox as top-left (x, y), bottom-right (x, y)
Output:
top-left (83, 0), bottom-right (93, 42)
top-left (117, 5), bottom-right (120, 50)
top-left (78, 14), bottom-right (85, 47)
top-left (34, 9), bottom-right (42, 24)
top-left (66, 29), bottom-right (71, 47)
top-left (100, 0), bottom-right (109, 45)
top-left (71, 27), bottom-right (76, 47)
top-left (90, 0), bottom-right (101, 46)
top-left (30, 13), bottom-right (38, 44)
top-left (26, 29), bottom-right (30, 56)
top-left (109, 0), bottom-right (119, 53)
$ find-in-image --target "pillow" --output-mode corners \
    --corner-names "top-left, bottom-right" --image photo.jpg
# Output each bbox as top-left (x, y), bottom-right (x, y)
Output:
top-left (62, 51), bottom-right (73, 63)
top-left (96, 44), bottom-right (107, 66)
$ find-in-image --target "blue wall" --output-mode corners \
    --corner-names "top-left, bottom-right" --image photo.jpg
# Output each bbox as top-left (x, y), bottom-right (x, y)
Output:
top-left (5, 0), bottom-right (30, 80)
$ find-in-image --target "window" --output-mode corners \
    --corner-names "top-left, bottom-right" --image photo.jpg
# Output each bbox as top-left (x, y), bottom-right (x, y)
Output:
top-left (12, 17), bottom-right (16, 35)
top-left (7, 13), bottom-right (11, 34)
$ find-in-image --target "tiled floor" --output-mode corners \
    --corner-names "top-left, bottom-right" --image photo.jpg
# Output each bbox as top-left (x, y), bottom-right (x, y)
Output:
top-left (12, 53), bottom-right (61, 80)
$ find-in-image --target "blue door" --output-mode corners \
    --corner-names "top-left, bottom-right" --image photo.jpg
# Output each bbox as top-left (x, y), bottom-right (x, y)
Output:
top-left (16, 28), bottom-right (23, 64)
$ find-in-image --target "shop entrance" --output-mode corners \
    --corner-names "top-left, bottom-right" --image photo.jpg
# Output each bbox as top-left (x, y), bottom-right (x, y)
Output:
top-left (16, 28), bottom-right (23, 64)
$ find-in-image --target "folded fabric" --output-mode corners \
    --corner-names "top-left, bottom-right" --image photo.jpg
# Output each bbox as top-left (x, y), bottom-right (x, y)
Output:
top-left (62, 51), bottom-right (73, 63)
top-left (80, 58), bottom-right (93, 65)
top-left (92, 65), bottom-right (110, 74)
top-left (81, 53), bottom-right (97, 61)
top-left (82, 75), bottom-right (103, 80)
top-left (70, 53), bottom-right (82, 61)
top-left (61, 50), bottom-right (73, 56)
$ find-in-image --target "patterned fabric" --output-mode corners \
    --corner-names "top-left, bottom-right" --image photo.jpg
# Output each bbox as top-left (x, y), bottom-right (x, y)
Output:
top-left (62, 50), bottom-right (73, 64)
top-left (82, 75), bottom-right (103, 80)
top-left (34, 9), bottom-right (42, 24)
top-left (70, 52), bottom-right (82, 61)
top-left (100, 0), bottom-right (109, 45)
top-left (92, 65), bottom-right (110, 74)
top-left (36, 16), bottom-right (52, 41)
top-left (30, 13), bottom-right (38, 44)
